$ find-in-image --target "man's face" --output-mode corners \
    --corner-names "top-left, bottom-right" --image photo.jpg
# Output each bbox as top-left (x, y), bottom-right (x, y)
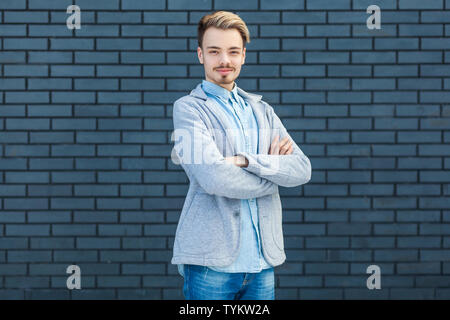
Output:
top-left (197, 27), bottom-right (246, 91)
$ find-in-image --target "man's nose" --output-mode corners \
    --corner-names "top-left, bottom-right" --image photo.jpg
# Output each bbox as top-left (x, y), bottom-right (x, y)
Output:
top-left (219, 52), bottom-right (231, 65)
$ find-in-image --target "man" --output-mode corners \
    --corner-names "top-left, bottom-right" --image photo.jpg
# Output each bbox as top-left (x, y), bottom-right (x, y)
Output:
top-left (171, 11), bottom-right (312, 300)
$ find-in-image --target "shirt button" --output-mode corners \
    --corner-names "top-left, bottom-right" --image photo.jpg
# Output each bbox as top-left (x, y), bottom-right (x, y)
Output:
top-left (234, 210), bottom-right (240, 217)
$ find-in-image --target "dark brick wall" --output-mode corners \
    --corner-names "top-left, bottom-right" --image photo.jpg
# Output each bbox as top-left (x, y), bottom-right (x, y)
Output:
top-left (0, 0), bottom-right (449, 299)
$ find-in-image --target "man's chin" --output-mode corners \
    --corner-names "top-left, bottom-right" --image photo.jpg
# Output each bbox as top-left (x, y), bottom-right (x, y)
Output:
top-left (214, 75), bottom-right (236, 84)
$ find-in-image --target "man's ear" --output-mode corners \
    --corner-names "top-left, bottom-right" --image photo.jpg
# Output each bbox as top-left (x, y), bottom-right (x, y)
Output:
top-left (197, 47), bottom-right (204, 64)
top-left (242, 47), bottom-right (246, 65)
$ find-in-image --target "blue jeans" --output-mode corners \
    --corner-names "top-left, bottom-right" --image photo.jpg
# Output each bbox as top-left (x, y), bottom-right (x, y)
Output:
top-left (182, 264), bottom-right (275, 300)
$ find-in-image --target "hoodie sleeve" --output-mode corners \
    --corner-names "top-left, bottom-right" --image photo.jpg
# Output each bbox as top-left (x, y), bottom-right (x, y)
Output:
top-left (235, 103), bottom-right (312, 188)
top-left (172, 99), bottom-right (278, 199)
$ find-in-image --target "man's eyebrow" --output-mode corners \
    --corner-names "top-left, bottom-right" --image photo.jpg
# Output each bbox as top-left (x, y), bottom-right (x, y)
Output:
top-left (205, 46), bottom-right (242, 50)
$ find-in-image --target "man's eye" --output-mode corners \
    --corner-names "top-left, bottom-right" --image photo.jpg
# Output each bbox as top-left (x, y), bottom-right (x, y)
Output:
top-left (210, 51), bottom-right (218, 54)
top-left (231, 51), bottom-right (239, 54)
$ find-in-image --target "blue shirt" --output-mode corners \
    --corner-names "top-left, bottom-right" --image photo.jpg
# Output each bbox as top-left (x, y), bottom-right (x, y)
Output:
top-left (177, 79), bottom-right (271, 277)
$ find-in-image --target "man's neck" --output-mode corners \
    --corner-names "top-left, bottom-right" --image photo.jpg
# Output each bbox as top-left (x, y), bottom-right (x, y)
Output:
top-left (205, 78), bottom-right (234, 92)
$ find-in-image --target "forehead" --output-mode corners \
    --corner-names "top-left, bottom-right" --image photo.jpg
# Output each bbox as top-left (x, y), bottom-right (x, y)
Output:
top-left (203, 27), bottom-right (243, 49)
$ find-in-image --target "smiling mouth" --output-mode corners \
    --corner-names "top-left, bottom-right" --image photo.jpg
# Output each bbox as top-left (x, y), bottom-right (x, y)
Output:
top-left (217, 69), bottom-right (233, 74)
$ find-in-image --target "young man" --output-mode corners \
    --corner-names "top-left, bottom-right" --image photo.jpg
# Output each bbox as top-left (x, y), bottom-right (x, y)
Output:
top-left (171, 11), bottom-right (312, 300)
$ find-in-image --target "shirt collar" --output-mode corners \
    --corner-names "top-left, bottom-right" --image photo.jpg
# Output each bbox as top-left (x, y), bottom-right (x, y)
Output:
top-left (189, 82), bottom-right (263, 102)
top-left (201, 79), bottom-right (240, 102)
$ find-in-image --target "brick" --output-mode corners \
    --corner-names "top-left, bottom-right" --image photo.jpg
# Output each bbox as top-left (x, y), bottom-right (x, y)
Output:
top-left (374, 65), bottom-right (418, 77)
top-left (283, 38), bottom-right (326, 50)
top-left (145, 12), bottom-right (187, 24)
top-left (423, 38), bottom-right (450, 49)
top-left (399, 0), bottom-right (443, 9)
top-left (399, 78), bottom-right (441, 90)
top-left (29, 78), bottom-right (72, 90)
top-left (29, 25), bottom-right (72, 37)
top-left (76, 0), bottom-right (119, 9)
top-left (375, 38), bottom-right (419, 50)
top-left (0, 51), bottom-right (26, 63)
top-left (352, 0), bottom-right (397, 9)
top-left (422, 11), bottom-right (450, 22)
top-left (306, 52), bottom-right (349, 63)
top-left (122, 0), bottom-right (165, 10)
top-left (98, 92), bottom-right (141, 104)
top-left (75, 52), bottom-right (118, 64)
top-left (220, 14), bottom-right (268, 27)
top-left (352, 78), bottom-right (395, 90)
top-left (374, 91), bottom-right (418, 103)
top-left (282, 65), bottom-right (325, 77)
top-left (96, 38), bottom-right (140, 50)
top-left (306, 0), bottom-right (350, 10)
top-left (421, 65), bottom-right (450, 76)
top-left (143, 38), bottom-right (187, 50)
top-left (97, 66), bottom-right (141, 77)
top-left (399, 24), bottom-right (443, 37)
top-left (28, 0), bottom-right (72, 9)
top-left (4, 65), bottom-right (48, 77)
top-left (261, 25), bottom-right (304, 37)
top-left (97, 276), bottom-right (140, 288)
top-left (97, 12), bottom-right (141, 24)
top-left (329, 38), bottom-right (372, 50)
top-left (260, 79), bottom-right (303, 90)
top-left (306, 237), bottom-right (349, 248)
top-left (0, 25), bottom-right (27, 36)
top-left (261, 0), bottom-right (304, 9)
top-left (0, 0), bottom-right (26, 9)
top-left (121, 52), bottom-right (165, 64)
top-left (328, 65), bottom-right (371, 77)
top-left (352, 52), bottom-right (396, 64)
top-left (5, 11), bottom-right (49, 23)
top-left (328, 11), bottom-right (366, 23)
top-left (0, 79), bottom-right (26, 90)
top-left (329, 92), bottom-right (371, 103)
top-left (282, 12), bottom-right (325, 24)
top-left (75, 25), bottom-right (119, 37)
top-left (50, 39), bottom-right (94, 50)
top-left (51, 65), bottom-right (95, 77)
top-left (168, 0), bottom-right (211, 9)
top-left (307, 25), bottom-right (350, 37)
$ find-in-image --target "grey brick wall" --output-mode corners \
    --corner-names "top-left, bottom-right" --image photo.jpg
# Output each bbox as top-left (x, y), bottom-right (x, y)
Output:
top-left (0, 0), bottom-right (450, 299)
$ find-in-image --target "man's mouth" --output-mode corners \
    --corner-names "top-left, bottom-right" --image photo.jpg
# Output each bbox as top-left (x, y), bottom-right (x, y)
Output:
top-left (217, 68), bottom-right (233, 75)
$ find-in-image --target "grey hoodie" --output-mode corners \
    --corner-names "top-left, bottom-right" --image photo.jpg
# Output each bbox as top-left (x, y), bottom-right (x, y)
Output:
top-left (170, 82), bottom-right (312, 268)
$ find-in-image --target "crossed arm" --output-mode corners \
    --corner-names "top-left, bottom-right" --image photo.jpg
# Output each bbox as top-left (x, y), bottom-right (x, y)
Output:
top-left (225, 134), bottom-right (294, 167)
top-left (172, 100), bottom-right (311, 199)
top-left (233, 103), bottom-right (312, 188)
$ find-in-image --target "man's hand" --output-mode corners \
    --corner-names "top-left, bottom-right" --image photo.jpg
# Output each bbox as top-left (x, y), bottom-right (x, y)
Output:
top-left (225, 135), bottom-right (293, 168)
top-left (269, 134), bottom-right (293, 155)
top-left (225, 155), bottom-right (248, 167)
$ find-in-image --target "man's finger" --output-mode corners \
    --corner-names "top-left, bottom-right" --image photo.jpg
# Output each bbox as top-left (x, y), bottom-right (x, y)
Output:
top-left (280, 136), bottom-right (289, 144)
top-left (269, 135), bottom-right (276, 154)
top-left (278, 136), bottom-right (290, 151)
top-left (280, 140), bottom-right (292, 155)
top-left (287, 144), bottom-right (293, 154)
top-left (270, 134), bottom-right (279, 155)
top-left (272, 137), bottom-right (280, 155)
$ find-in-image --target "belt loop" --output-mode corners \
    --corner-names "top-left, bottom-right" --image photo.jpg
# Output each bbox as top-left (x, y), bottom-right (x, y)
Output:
top-left (203, 266), bottom-right (209, 280)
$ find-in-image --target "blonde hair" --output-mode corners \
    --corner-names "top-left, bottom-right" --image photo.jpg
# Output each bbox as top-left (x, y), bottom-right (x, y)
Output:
top-left (198, 11), bottom-right (251, 49)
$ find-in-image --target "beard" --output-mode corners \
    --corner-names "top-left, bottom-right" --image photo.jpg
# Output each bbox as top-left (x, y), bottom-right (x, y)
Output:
top-left (214, 69), bottom-right (236, 82)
